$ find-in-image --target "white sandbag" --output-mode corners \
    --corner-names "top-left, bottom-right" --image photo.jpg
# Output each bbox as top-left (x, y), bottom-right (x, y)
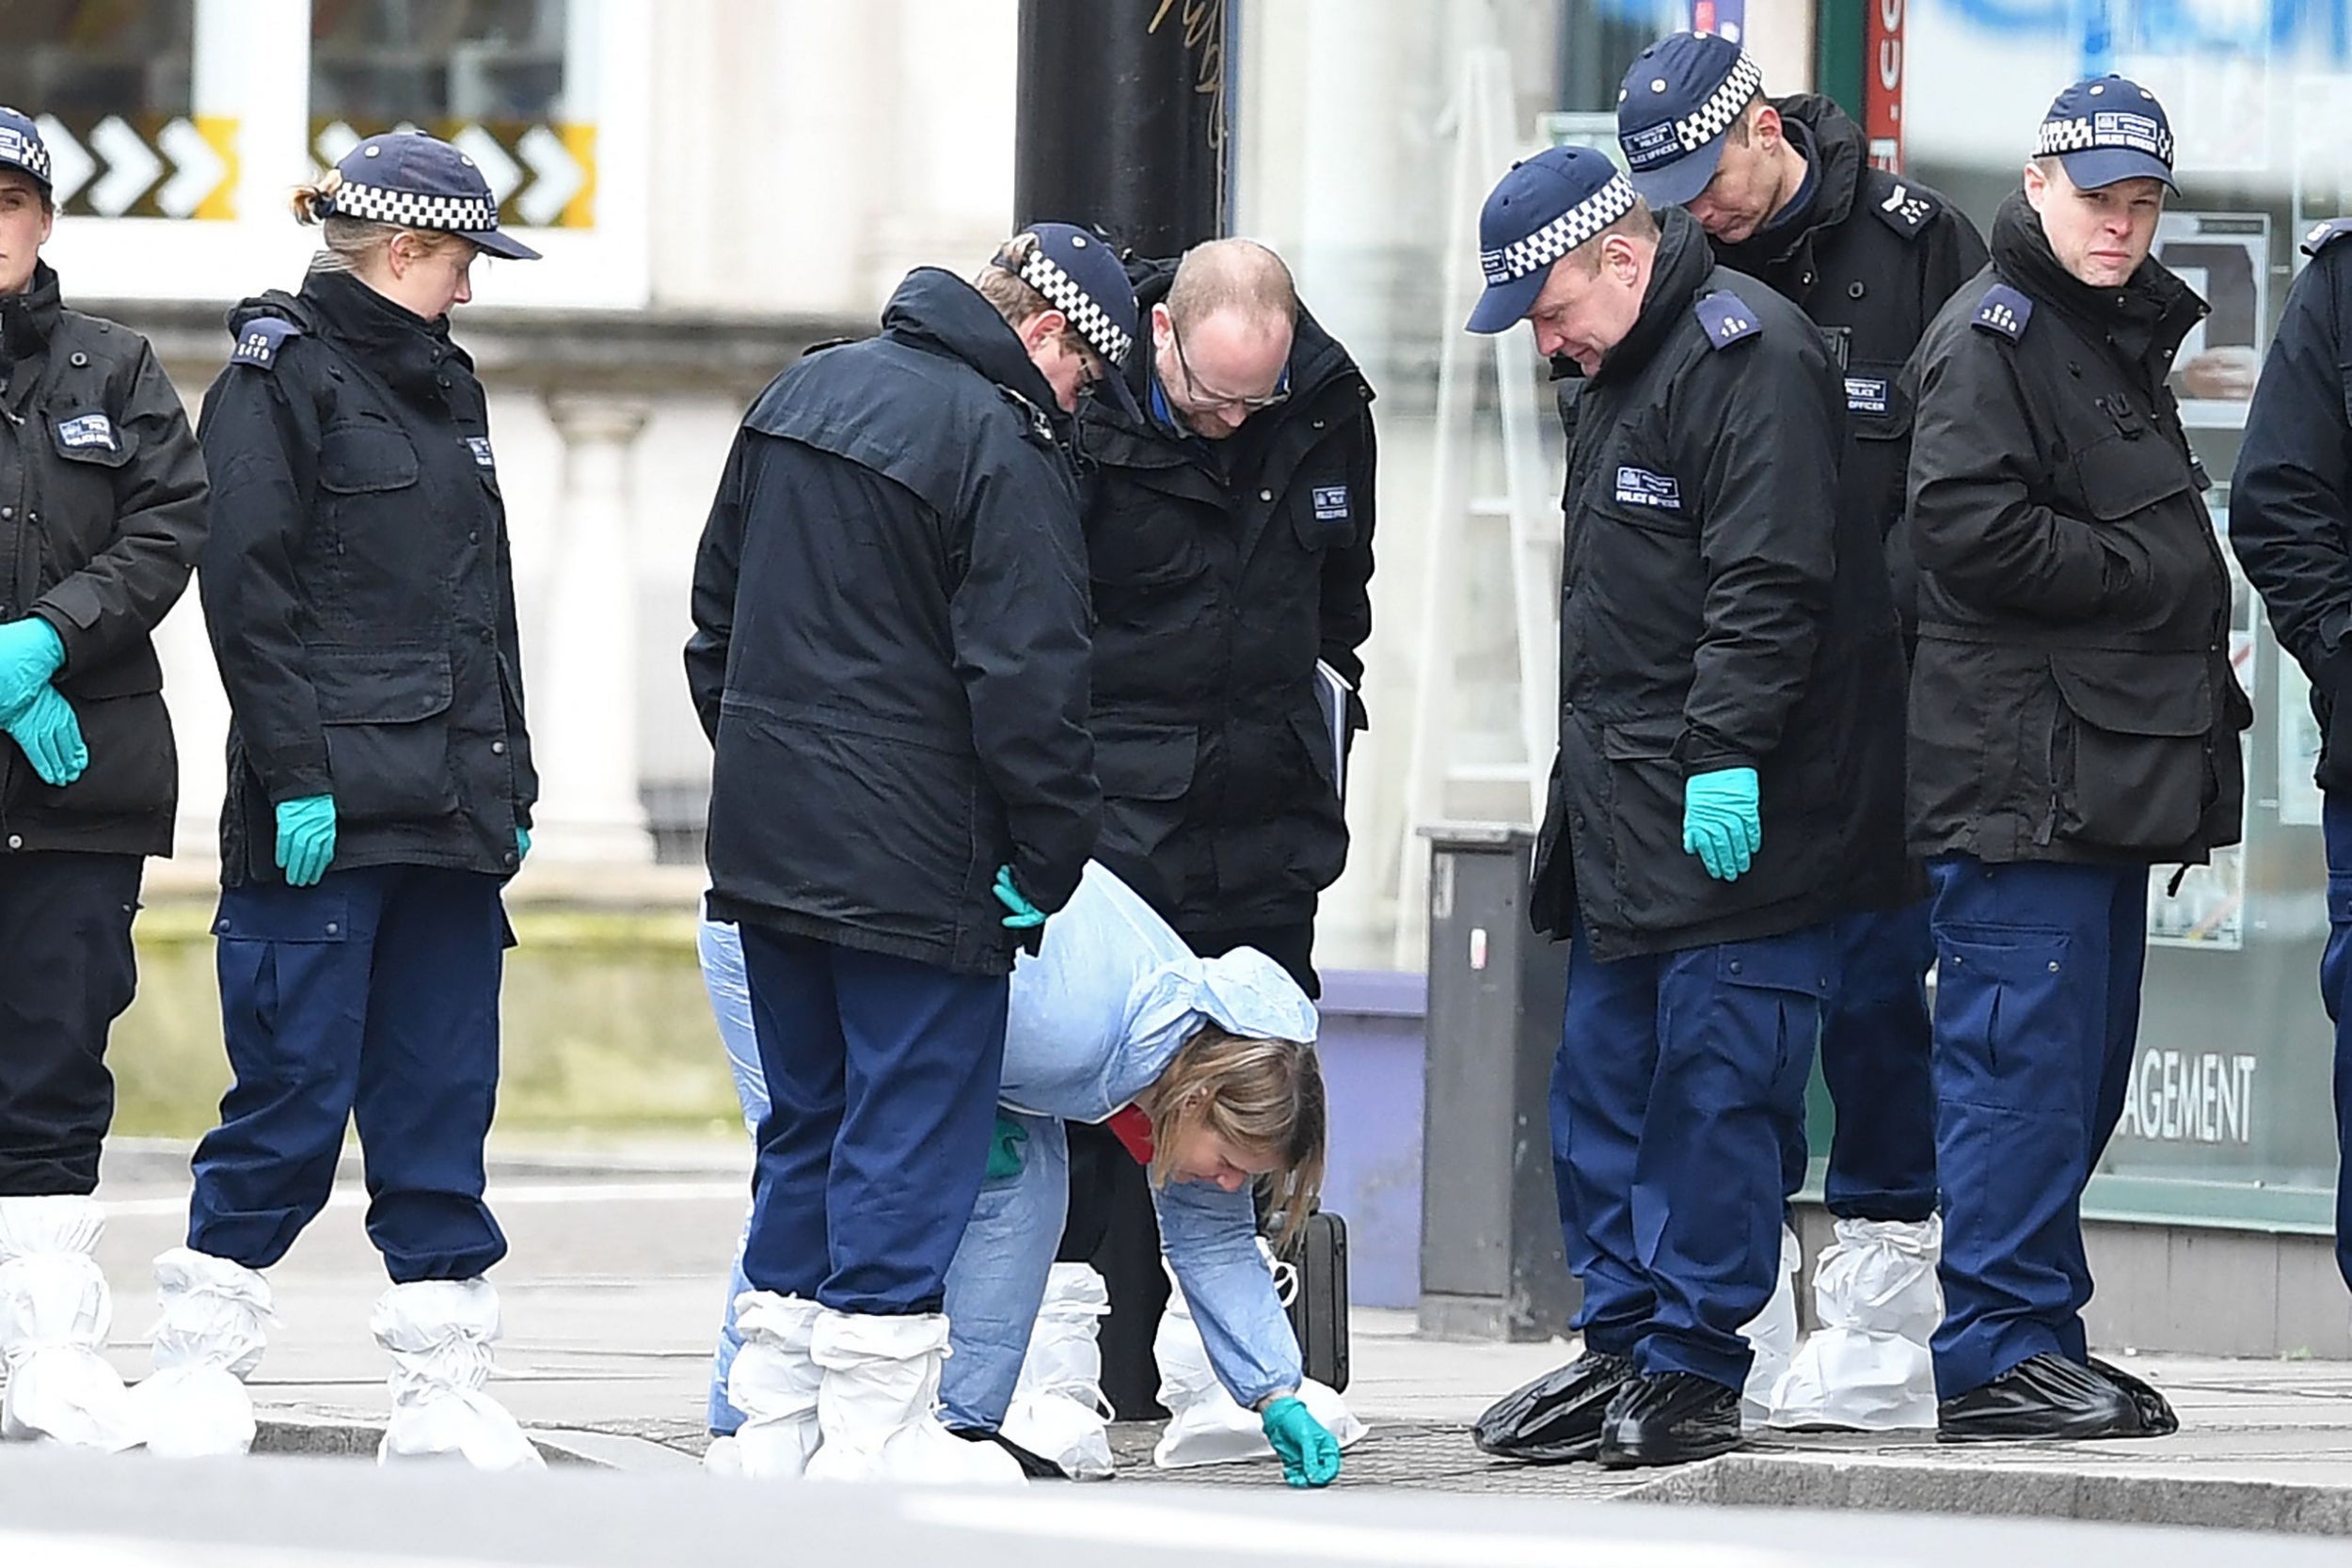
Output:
top-left (998, 1262), bottom-right (1114, 1480)
top-left (132, 1247), bottom-right (276, 1458)
top-left (1768, 1215), bottom-right (1941, 1432)
top-left (803, 1310), bottom-right (1024, 1486)
top-left (372, 1278), bottom-right (543, 1470)
top-left (0, 1196), bottom-right (137, 1450)
top-left (1151, 1250), bottom-right (1364, 1470)
top-left (726, 1291), bottom-right (823, 1481)
top-left (1737, 1223), bottom-right (1801, 1432)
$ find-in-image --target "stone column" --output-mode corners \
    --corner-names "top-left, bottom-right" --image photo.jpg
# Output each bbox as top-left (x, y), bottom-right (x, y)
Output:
top-left (530, 392), bottom-right (655, 863)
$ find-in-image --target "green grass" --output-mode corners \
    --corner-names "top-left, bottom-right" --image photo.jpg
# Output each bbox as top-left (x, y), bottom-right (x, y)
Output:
top-left (112, 901), bottom-right (744, 1140)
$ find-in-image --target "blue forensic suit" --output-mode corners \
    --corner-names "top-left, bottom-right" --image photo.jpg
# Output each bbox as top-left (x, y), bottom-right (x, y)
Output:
top-left (699, 863), bottom-right (1318, 1435)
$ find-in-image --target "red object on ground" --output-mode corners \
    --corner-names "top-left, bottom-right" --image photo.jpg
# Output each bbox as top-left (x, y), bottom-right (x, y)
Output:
top-left (1108, 1104), bottom-right (1155, 1165)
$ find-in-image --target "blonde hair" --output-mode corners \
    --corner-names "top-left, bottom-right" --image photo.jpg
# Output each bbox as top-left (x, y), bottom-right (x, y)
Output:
top-left (290, 168), bottom-right (470, 276)
top-left (975, 230), bottom-right (1103, 371)
top-left (1147, 1023), bottom-right (1327, 1250)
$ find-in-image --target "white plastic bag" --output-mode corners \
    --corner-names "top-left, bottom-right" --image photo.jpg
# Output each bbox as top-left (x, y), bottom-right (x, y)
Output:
top-left (372, 1278), bottom-right (543, 1470)
top-left (725, 1291), bottom-right (823, 1480)
top-left (802, 1310), bottom-right (1024, 1486)
top-left (1737, 1224), bottom-right (1801, 1432)
top-left (0, 1196), bottom-right (137, 1450)
top-left (1151, 1248), bottom-right (1365, 1470)
top-left (998, 1263), bottom-right (1114, 1479)
top-left (131, 1247), bottom-right (276, 1458)
top-left (1769, 1215), bottom-right (1941, 1431)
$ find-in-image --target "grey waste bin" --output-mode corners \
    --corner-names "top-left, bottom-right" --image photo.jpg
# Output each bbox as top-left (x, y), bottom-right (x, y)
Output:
top-left (1416, 824), bottom-right (1580, 1340)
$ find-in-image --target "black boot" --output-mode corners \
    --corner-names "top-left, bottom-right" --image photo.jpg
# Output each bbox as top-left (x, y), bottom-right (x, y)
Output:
top-left (1936, 1353), bottom-right (2147, 1443)
top-left (1597, 1371), bottom-right (1743, 1469)
top-left (2087, 1356), bottom-right (2180, 1436)
top-left (1470, 1350), bottom-right (1636, 1464)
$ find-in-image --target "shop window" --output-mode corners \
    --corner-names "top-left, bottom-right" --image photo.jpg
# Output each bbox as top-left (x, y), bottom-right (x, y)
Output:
top-left (0, 2), bottom-right (229, 220)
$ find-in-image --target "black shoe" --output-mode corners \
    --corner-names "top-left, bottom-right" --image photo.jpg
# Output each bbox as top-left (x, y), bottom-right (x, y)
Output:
top-left (1596, 1371), bottom-right (1744, 1469)
top-left (1936, 1353), bottom-right (2146, 1443)
top-left (2087, 1356), bottom-right (2180, 1436)
top-left (947, 1426), bottom-right (1073, 1479)
top-left (1470, 1350), bottom-right (1637, 1464)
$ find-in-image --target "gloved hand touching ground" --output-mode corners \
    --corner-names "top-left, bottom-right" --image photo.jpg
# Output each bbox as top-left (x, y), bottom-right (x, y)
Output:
top-left (1681, 766), bottom-right (1761, 882)
top-left (275, 795), bottom-right (338, 887)
top-left (1260, 1394), bottom-right (1342, 1487)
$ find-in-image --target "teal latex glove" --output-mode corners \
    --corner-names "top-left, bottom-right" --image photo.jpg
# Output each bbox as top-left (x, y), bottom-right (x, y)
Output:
top-left (0, 618), bottom-right (65, 721)
top-left (275, 795), bottom-right (338, 887)
top-left (984, 1114), bottom-right (1029, 1180)
top-left (1681, 766), bottom-right (1762, 881)
top-left (992, 864), bottom-right (1045, 929)
top-left (516, 826), bottom-right (532, 863)
top-left (4, 684), bottom-right (87, 786)
top-left (1260, 1395), bottom-right (1342, 1487)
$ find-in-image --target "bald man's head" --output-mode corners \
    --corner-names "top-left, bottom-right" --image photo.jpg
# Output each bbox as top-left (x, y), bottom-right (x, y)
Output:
top-left (1152, 239), bottom-right (1298, 438)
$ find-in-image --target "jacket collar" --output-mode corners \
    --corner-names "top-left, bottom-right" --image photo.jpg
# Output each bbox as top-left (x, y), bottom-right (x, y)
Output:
top-left (292, 270), bottom-right (472, 403)
top-left (1990, 188), bottom-right (2205, 385)
top-left (1715, 96), bottom-right (1864, 276)
top-left (881, 266), bottom-right (1073, 442)
top-left (1593, 206), bottom-right (1714, 386)
top-left (0, 261), bottom-right (62, 384)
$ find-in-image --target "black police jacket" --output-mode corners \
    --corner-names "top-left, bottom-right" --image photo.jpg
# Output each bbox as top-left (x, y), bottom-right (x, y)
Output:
top-left (196, 272), bottom-right (535, 887)
top-left (1073, 260), bottom-right (1376, 938)
top-left (2232, 218), bottom-right (2352, 793)
top-left (1904, 192), bottom-right (2249, 866)
top-left (1532, 208), bottom-right (1909, 962)
top-left (0, 262), bottom-right (208, 858)
top-left (1713, 96), bottom-right (1987, 632)
top-left (687, 268), bottom-right (1100, 976)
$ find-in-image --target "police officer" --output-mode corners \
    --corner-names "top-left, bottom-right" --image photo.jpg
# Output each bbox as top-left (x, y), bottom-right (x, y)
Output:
top-left (685, 223), bottom-right (1130, 1483)
top-left (1064, 235), bottom-right (1375, 1415)
top-left (2230, 218), bottom-right (2352, 1294)
top-left (1903, 78), bottom-right (2245, 1441)
top-left (1613, 31), bottom-right (1986, 1427)
top-left (1463, 147), bottom-right (1907, 1467)
top-left (0, 106), bottom-right (207, 1448)
top-left (165, 132), bottom-right (545, 1466)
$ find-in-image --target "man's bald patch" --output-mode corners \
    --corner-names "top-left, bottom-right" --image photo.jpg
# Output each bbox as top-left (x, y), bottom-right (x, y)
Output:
top-left (1166, 238), bottom-right (1298, 337)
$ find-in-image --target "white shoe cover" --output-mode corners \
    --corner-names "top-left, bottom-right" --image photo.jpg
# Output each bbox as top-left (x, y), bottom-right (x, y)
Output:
top-left (725, 1291), bottom-right (823, 1480)
top-left (999, 1263), bottom-right (1114, 1480)
top-left (1151, 1249), bottom-right (1366, 1470)
top-left (1737, 1225), bottom-right (1802, 1432)
top-left (371, 1278), bottom-right (544, 1470)
top-left (131, 1247), bottom-right (276, 1458)
top-left (0, 1196), bottom-right (137, 1450)
top-left (802, 1310), bottom-right (1024, 1486)
top-left (1769, 1215), bottom-right (1942, 1431)
top-left (703, 1433), bottom-right (744, 1476)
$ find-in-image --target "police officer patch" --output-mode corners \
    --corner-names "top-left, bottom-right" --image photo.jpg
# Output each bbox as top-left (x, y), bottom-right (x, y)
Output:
top-left (1694, 292), bottom-right (1760, 350)
top-left (467, 436), bottom-right (496, 469)
top-left (230, 317), bottom-right (304, 370)
top-left (1613, 466), bottom-right (1682, 509)
top-left (1971, 284), bottom-right (2034, 341)
top-left (55, 413), bottom-right (117, 451)
top-left (1844, 377), bottom-right (1891, 416)
top-left (1312, 484), bottom-right (1350, 521)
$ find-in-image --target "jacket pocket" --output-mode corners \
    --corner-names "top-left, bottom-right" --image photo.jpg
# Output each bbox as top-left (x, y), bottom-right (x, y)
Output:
top-left (2048, 648), bottom-right (2211, 849)
top-left (2072, 432), bottom-right (2194, 520)
top-left (1093, 726), bottom-right (1197, 867)
top-left (36, 689), bottom-right (175, 818)
top-left (1290, 473), bottom-right (1359, 551)
top-left (317, 422), bottom-right (422, 493)
top-left (312, 647), bottom-right (459, 824)
top-left (1598, 715), bottom-right (1782, 933)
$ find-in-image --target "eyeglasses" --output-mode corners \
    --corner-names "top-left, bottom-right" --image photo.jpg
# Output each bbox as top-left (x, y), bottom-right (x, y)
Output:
top-left (1168, 318), bottom-right (1291, 412)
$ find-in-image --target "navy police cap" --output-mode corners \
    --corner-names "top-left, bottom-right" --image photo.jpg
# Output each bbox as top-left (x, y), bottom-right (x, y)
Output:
top-left (2034, 75), bottom-right (2177, 192)
top-left (323, 131), bottom-right (541, 260)
top-left (1616, 33), bottom-right (1766, 209)
top-left (1467, 146), bottom-right (1640, 335)
top-left (0, 106), bottom-right (52, 193)
top-left (996, 222), bottom-right (1143, 420)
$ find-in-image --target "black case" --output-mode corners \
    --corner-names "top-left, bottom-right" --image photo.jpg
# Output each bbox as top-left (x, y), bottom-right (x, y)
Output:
top-left (1278, 1209), bottom-right (1350, 1393)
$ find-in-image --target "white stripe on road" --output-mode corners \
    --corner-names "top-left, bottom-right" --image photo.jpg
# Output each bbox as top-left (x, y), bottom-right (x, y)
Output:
top-left (101, 1180), bottom-right (747, 1221)
top-left (0, 1531), bottom-right (533, 1568)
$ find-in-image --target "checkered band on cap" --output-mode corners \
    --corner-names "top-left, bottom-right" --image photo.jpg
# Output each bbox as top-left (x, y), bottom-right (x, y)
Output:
top-left (328, 179), bottom-right (502, 235)
top-left (0, 112), bottom-right (51, 184)
top-left (2033, 114), bottom-right (2175, 167)
top-left (1016, 246), bottom-right (1133, 364)
top-left (1676, 51), bottom-right (1765, 154)
top-left (1481, 172), bottom-right (1639, 286)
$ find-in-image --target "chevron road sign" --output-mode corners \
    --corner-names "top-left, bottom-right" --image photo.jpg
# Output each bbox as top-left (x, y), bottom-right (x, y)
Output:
top-left (35, 113), bottom-right (237, 219)
top-left (312, 119), bottom-right (597, 230)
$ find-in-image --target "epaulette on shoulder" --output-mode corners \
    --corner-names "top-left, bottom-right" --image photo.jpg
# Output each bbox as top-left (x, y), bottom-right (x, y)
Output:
top-left (1694, 291), bottom-right (1762, 351)
top-left (1970, 283), bottom-right (2033, 342)
top-left (1866, 177), bottom-right (1939, 240)
top-left (2303, 218), bottom-right (2352, 259)
top-left (229, 317), bottom-right (304, 371)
